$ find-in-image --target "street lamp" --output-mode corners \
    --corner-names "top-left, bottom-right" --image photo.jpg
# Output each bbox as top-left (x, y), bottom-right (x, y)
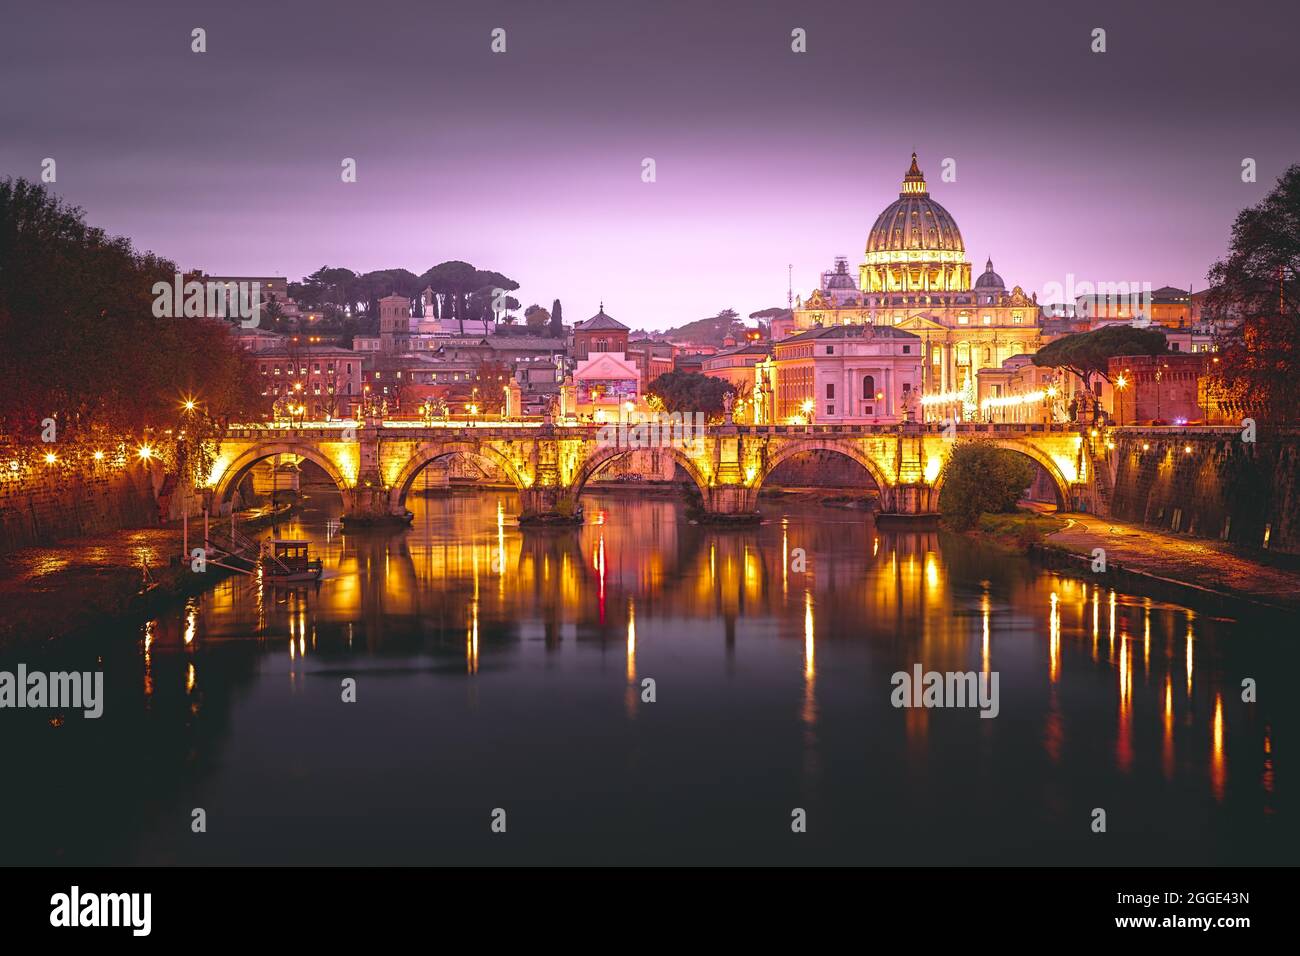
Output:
top-left (1114, 373), bottom-right (1128, 425)
top-left (800, 398), bottom-right (815, 425)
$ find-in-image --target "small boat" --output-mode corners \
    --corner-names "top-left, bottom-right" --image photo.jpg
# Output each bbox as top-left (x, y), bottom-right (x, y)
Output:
top-left (260, 539), bottom-right (323, 582)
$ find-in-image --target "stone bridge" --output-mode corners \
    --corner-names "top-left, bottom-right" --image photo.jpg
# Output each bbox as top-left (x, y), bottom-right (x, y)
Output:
top-left (204, 420), bottom-right (1103, 524)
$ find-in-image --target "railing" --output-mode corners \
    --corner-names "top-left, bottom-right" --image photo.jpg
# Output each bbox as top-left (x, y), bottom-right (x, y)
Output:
top-left (222, 420), bottom-right (1241, 441)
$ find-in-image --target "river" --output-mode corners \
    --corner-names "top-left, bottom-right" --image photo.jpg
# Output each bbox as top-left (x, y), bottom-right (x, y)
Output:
top-left (2, 491), bottom-right (1293, 865)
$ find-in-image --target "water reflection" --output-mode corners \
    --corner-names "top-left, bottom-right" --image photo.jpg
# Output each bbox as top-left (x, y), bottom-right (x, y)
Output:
top-left (4, 491), bottom-right (1294, 866)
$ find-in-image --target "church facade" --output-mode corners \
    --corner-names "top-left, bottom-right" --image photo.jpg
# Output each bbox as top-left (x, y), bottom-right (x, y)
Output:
top-left (788, 154), bottom-right (1044, 418)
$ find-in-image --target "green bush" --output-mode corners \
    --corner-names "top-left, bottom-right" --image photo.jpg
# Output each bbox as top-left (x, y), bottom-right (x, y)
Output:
top-left (939, 443), bottom-right (1038, 531)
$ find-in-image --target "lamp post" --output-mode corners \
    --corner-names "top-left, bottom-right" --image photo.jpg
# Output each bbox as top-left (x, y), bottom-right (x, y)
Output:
top-left (1114, 374), bottom-right (1128, 425)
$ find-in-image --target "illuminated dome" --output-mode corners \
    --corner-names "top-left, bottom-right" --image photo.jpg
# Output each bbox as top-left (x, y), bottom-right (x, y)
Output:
top-left (860, 153), bottom-right (972, 294)
top-left (865, 154), bottom-right (964, 255)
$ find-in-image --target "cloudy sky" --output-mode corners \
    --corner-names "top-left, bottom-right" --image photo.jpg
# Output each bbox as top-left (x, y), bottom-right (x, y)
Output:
top-left (3, 0), bottom-right (1297, 329)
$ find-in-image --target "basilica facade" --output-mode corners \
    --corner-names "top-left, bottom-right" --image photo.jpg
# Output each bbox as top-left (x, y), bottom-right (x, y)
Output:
top-left (788, 154), bottom-right (1044, 413)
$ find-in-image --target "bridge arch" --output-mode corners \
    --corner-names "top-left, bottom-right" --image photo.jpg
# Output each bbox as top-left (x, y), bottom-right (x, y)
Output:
top-left (569, 444), bottom-right (712, 501)
top-left (212, 442), bottom-right (350, 505)
top-left (389, 442), bottom-right (528, 511)
top-left (932, 438), bottom-right (1071, 510)
top-left (754, 438), bottom-right (892, 499)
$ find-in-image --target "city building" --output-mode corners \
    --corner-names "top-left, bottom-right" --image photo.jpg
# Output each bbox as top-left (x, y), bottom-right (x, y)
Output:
top-left (252, 345), bottom-right (363, 419)
top-left (625, 337), bottom-right (676, 388)
top-left (1106, 353), bottom-right (1225, 425)
top-left (759, 324), bottom-right (922, 425)
top-left (572, 306), bottom-right (630, 360)
top-left (702, 342), bottom-right (771, 420)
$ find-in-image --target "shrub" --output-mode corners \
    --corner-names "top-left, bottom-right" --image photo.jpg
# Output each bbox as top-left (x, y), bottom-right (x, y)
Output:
top-left (939, 442), bottom-right (1038, 531)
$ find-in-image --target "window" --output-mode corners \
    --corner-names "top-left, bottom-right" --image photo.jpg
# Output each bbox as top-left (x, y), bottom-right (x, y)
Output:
top-left (863, 406), bottom-right (873, 416)
top-left (862, 375), bottom-right (876, 400)
top-left (984, 347), bottom-right (992, 363)
top-left (932, 346), bottom-right (942, 364)
top-left (958, 314), bottom-right (969, 325)
top-left (902, 345), bottom-right (911, 354)
top-left (982, 315), bottom-right (992, 325)
top-left (826, 405), bottom-right (835, 416)
top-left (273, 365), bottom-right (281, 375)
top-left (826, 383), bottom-right (835, 399)
top-left (1013, 312), bottom-right (1023, 324)
top-left (826, 345), bottom-right (834, 355)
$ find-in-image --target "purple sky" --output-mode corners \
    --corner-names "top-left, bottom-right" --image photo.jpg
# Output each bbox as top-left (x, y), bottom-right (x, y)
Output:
top-left (4, 0), bottom-right (1298, 330)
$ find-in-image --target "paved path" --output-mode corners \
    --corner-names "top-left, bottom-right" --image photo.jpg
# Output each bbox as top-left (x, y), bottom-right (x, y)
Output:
top-left (1044, 512), bottom-right (1300, 613)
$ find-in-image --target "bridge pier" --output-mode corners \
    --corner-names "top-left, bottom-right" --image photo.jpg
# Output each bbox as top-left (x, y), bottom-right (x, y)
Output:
top-left (518, 486), bottom-right (583, 527)
top-left (877, 481), bottom-right (941, 524)
top-left (340, 482), bottom-right (412, 529)
top-left (694, 484), bottom-right (762, 525)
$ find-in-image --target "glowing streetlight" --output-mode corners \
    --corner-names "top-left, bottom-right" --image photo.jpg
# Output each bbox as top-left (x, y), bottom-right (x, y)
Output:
top-left (43, 452), bottom-right (57, 465)
top-left (137, 445), bottom-right (153, 461)
top-left (93, 450), bottom-right (105, 461)
top-left (1114, 373), bottom-right (1128, 424)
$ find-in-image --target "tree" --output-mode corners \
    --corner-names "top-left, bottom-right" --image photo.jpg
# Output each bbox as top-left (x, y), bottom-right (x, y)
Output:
top-left (0, 178), bottom-right (264, 453)
top-left (938, 443), bottom-right (1038, 531)
top-left (1205, 164), bottom-right (1300, 425)
top-left (646, 371), bottom-right (733, 418)
top-left (526, 306), bottom-right (550, 331)
top-left (550, 298), bottom-right (564, 338)
top-left (1031, 324), bottom-right (1168, 386)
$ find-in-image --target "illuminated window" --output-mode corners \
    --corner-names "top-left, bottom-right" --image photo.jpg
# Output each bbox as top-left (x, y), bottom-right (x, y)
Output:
top-left (862, 375), bottom-right (875, 400)
top-left (982, 315), bottom-right (992, 325)
top-left (958, 314), bottom-right (969, 325)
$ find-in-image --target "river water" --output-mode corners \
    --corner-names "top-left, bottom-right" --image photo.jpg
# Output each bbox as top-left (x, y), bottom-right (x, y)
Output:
top-left (3, 491), bottom-right (1294, 865)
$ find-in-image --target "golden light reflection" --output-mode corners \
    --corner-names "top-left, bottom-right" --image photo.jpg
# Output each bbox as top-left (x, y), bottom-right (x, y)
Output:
top-left (1091, 586), bottom-right (1100, 660)
top-left (802, 589), bottom-right (816, 729)
top-left (183, 599), bottom-right (197, 646)
top-left (1186, 616), bottom-right (1194, 696)
top-left (803, 589), bottom-right (815, 681)
top-left (142, 620), bottom-right (155, 698)
top-left (1163, 674), bottom-right (1175, 779)
top-left (981, 587), bottom-right (991, 674)
top-left (467, 599), bottom-right (479, 674)
top-left (1143, 600), bottom-right (1151, 673)
top-left (781, 519), bottom-right (788, 599)
top-left (1117, 630), bottom-right (1132, 771)
top-left (1048, 592), bottom-right (1060, 683)
top-left (1108, 590), bottom-right (1116, 659)
top-left (1211, 693), bottom-right (1225, 801)
top-left (186, 662), bottom-right (196, 694)
top-left (626, 599), bottom-right (636, 683)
